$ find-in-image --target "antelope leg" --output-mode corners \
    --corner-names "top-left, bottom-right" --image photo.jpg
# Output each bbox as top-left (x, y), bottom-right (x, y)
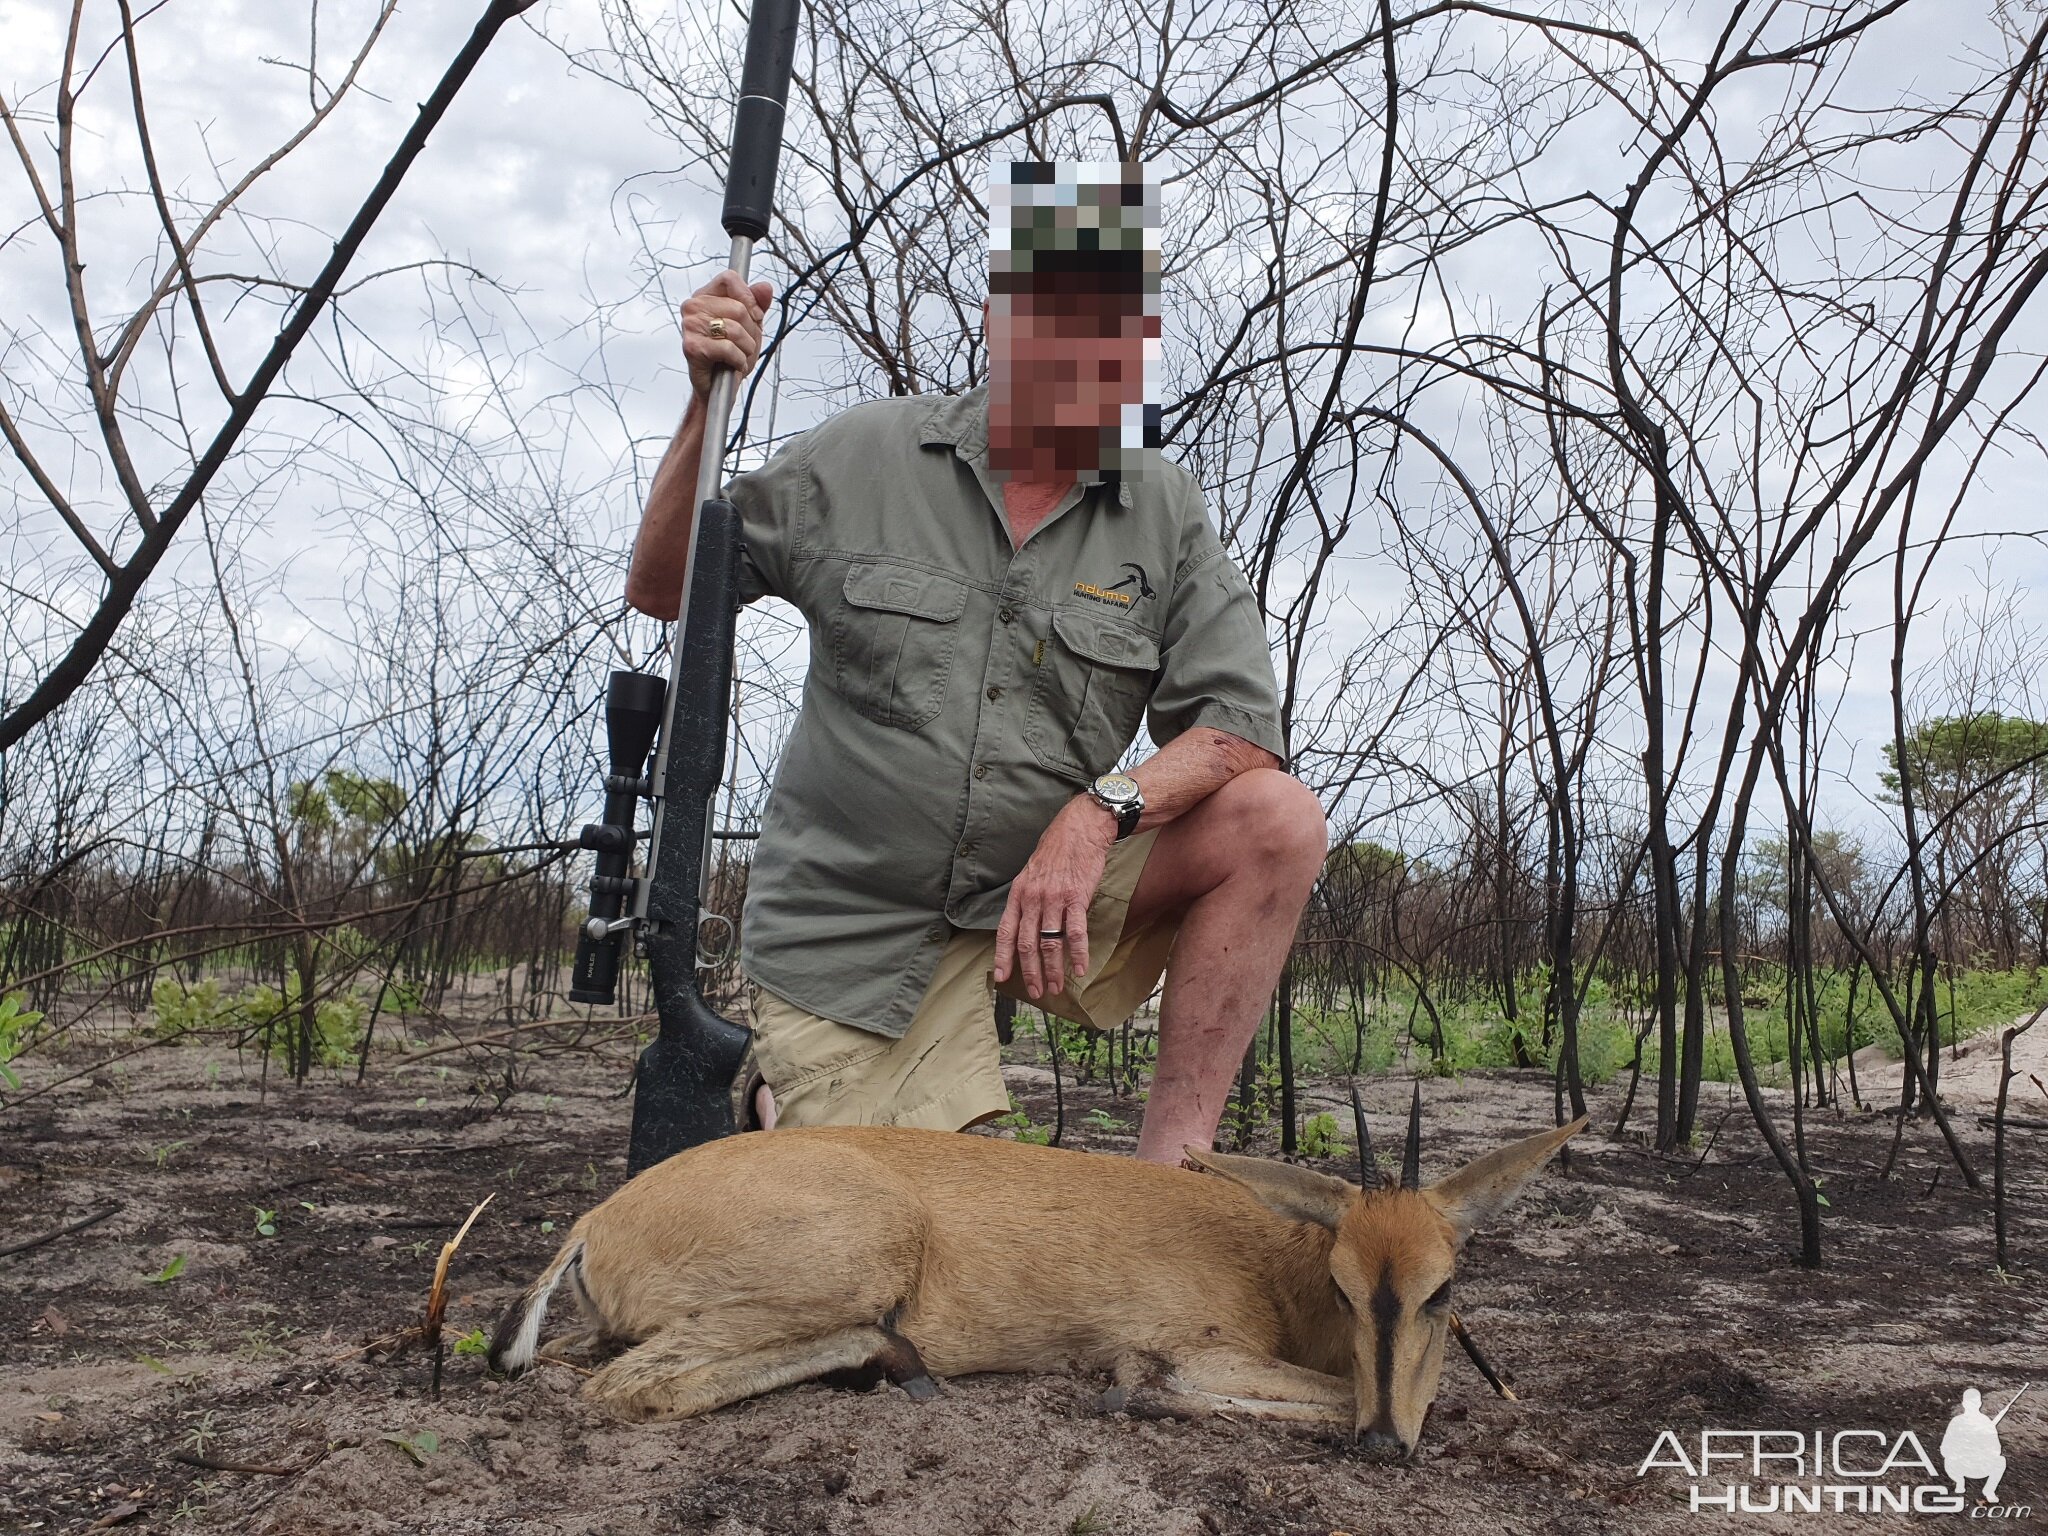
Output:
top-left (586, 1324), bottom-right (896, 1422)
top-left (816, 1321), bottom-right (942, 1401)
top-left (1102, 1349), bottom-right (1353, 1425)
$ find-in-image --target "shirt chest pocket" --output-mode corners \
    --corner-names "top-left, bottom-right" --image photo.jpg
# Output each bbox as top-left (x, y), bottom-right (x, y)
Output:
top-left (1025, 606), bottom-right (1161, 782)
top-left (830, 562), bottom-right (970, 730)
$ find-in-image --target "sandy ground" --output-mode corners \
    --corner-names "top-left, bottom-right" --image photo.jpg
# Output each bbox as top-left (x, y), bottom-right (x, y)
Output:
top-left (1829, 1020), bottom-right (2048, 1106)
top-left (2, 1024), bottom-right (2044, 1535)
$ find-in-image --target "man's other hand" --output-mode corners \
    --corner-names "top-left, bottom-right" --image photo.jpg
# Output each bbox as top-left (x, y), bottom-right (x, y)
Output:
top-left (683, 270), bottom-right (774, 400)
top-left (993, 796), bottom-right (1117, 1001)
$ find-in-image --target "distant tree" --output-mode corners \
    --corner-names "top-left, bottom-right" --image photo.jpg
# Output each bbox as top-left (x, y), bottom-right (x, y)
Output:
top-left (1882, 714), bottom-right (2048, 967)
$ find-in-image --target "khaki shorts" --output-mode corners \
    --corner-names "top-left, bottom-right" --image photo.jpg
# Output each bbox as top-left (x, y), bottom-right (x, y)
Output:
top-left (744, 827), bottom-right (1176, 1131)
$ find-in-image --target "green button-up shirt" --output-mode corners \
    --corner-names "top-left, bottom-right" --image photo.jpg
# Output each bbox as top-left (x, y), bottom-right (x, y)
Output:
top-left (725, 384), bottom-right (1285, 1039)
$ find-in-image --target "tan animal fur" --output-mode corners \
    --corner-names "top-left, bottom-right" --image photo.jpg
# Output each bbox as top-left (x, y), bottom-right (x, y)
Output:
top-left (489, 1117), bottom-right (1585, 1456)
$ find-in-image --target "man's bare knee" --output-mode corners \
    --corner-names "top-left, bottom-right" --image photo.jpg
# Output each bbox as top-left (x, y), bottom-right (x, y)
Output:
top-left (1213, 768), bottom-right (1327, 879)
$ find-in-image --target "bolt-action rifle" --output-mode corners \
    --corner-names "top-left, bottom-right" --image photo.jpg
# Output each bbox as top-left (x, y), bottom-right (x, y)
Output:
top-left (567, 0), bottom-right (802, 1176)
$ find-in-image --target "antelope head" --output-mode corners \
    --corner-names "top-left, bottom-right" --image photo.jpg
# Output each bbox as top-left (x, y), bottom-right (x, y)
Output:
top-left (1186, 1087), bottom-right (1586, 1461)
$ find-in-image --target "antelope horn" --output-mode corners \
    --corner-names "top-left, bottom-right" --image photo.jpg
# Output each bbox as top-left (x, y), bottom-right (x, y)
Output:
top-left (1349, 1084), bottom-right (1373, 1185)
top-left (1400, 1081), bottom-right (1422, 1191)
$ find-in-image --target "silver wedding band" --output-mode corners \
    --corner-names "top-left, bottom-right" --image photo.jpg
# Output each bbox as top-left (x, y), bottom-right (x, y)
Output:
top-left (706, 316), bottom-right (728, 339)
top-left (1038, 929), bottom-right (1065, 940)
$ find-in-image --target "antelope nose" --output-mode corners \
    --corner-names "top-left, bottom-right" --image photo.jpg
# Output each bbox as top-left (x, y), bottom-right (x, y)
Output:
top-left (1360, 1428), bottom-right (1408, 1461)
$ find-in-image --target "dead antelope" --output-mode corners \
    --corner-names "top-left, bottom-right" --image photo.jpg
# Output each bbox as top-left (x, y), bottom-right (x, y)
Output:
top-left (490, 1094), bottom-right (1585, 1459)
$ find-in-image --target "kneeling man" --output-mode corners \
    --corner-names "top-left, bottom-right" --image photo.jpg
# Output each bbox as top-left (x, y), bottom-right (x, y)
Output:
top-left (625, 161), bottom-right (1326, 1164)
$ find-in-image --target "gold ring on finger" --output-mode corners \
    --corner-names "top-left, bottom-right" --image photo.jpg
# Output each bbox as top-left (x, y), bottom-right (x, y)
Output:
top-left (706, 317), bottom-right (728, 339)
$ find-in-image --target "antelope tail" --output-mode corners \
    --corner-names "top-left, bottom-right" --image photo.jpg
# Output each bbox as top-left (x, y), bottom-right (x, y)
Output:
top-left (487, 1236), bottom-right (586, 1377)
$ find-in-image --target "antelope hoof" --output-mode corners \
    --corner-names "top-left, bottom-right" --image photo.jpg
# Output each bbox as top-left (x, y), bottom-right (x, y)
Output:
top-left (873, 1325), bottom-right (940, 1401)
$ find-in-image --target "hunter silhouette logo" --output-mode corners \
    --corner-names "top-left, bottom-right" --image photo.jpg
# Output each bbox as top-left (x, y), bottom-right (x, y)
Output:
top-left (1638, 1381), bottom-right (2032, 1517)
top-left (1073, 563), bottom-right (1154, 609)
top-left (1942, 1385), bottom-right (2025, 1503)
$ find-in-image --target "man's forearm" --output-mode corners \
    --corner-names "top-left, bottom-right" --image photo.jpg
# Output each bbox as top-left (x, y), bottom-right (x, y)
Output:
top-left (625, 393), bottom-right (709, 621)
top-left (1073, 726), bottom-right (1282, 841)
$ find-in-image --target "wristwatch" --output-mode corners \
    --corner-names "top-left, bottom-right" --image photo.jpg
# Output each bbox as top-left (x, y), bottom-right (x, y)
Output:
top-left (1088, 772), bottom-right (1144, 841)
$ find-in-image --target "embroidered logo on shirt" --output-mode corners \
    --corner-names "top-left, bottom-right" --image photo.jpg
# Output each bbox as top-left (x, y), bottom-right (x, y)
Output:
top-left (1073, 564), bottom-right (1154, 607)
top-left (1109, 562), bottom-right (1156, 598)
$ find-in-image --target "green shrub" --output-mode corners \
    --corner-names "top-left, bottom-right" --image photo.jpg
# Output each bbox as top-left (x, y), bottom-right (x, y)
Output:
top-left (1297, 1110), bottom-right (1344, 1159)
top-left (150, 975), bottom-right (367, 1068)
top-left (0, 992), bottom-right (43, 1088)
top-left (150, 976), bottom-right (235, 1037)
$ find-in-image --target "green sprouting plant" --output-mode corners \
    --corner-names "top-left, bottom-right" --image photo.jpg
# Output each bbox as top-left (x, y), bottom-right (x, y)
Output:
top-left (1297, 1111), bottom-right (1344, 1160)
top-left (146, 1253), bottom-right (188, 1285)
top-left (1222, 1060), bottom-right (1284, 1147)
top-left (237, 1323), bottom-right (294, 1360)
top-left (0, 991), bottom-right (42, 1088)
top-left (451, 1328), bottom-right (490, 1357)
top-left (995, 1097), bottom-right (1056, 1146)
top-left (151, 1141), bottom-right (189, 1169)
top-left (382, 1429), bottom-right (439, 1466)
top-left (170, 1487), bottom-right (213, 1523)
top-left (1083, 1107), bottom-right (1125, 1132)
top-left (993, 1099), bottom-right (1053, 1145)
top-left (252, 1207), bottom-right (278, 1238)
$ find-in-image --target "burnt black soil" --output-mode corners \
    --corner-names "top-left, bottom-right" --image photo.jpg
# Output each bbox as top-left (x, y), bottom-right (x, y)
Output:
top-left (2, 1033), bottom-right (2042, 1534)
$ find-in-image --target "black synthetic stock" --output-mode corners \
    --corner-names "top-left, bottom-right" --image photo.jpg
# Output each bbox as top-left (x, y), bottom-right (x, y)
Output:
top-left (626, 499), bottom-right (753, 1174)
top-left (722, 0), bottom-right (802, 239)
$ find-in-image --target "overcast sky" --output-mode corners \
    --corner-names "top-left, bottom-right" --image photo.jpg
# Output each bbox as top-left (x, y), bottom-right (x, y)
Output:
top-left (5, 0), bottom-right (2045, 842)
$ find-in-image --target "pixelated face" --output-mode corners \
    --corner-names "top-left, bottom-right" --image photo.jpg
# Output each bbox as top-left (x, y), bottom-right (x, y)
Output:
top-left (986, 289), bottom-right (1159, 430)
top-left (986, 159), bottom-right (1162, 481)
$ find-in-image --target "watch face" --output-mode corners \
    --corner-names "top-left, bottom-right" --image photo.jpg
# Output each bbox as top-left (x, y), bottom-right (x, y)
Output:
top-left (1093, 772), bottom-right (1141, 805)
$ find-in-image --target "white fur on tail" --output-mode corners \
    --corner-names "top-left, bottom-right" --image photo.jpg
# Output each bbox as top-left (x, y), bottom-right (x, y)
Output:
top-left (488, 1237), bottom-right (585, 1375)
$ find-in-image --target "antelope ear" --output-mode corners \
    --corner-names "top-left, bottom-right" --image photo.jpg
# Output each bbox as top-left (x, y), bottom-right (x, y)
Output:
top-left (1423, 1116), bottom-right (1588, 1247)
top-left (1182, 1146), bottom-right (1357, 1229)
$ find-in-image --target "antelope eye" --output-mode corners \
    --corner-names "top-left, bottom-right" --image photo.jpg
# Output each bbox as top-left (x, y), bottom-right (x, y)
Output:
top-left (1422, 1281), bottom-right (1452, 1313)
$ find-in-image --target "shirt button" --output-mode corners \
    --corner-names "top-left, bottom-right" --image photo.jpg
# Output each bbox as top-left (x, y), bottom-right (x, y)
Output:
top-left (999, 607), bottom-right (1015, 623)
top-left (986, 685), bottom-right (1002, 701)
top-left (974, 764), bottom-right (989, 779)
top-left (958, 841), bottom-right (974, 856)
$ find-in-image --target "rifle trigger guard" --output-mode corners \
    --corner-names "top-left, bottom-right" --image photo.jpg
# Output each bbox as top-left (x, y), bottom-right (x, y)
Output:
top-left (695, 911), bottom-right (736, 969)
